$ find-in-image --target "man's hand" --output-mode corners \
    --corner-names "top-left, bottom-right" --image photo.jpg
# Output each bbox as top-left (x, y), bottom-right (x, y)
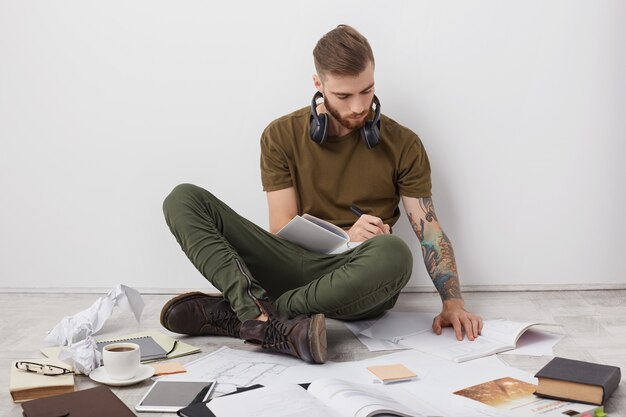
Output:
top-left (347, 214), bottom-right (390, 242)
top-left (432, 299), bottom-right (483, 341)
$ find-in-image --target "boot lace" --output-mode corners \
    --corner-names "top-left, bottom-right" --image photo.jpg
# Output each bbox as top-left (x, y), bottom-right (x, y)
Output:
top-left (262, 317), bottom-right (291, 352)
top-left (207, 310), bottom-right (241, 337)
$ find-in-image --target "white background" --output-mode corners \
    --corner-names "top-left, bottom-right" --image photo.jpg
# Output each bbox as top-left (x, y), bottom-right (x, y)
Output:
top-left (1, 0), bottom-right (624, 291)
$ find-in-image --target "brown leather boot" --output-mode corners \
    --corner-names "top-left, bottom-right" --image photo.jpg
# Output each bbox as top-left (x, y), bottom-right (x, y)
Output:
top-left (160, 292), bottom-right (241, 337)
top-left (239, 300), bottom-right (327, 364)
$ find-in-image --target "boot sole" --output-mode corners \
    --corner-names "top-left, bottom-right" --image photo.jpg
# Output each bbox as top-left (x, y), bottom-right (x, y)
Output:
top-left (308, 313), bottom-right (327, 364)
top-left (159, 291), bottom-right (223, 332)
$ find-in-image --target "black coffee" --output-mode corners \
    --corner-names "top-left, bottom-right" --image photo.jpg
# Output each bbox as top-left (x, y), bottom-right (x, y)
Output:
top-left (108, 347), bottom-right (134, 352)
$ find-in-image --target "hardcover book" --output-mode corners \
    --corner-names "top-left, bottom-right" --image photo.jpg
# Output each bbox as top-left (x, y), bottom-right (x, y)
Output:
top-left (534, 357), bottom-right (621, 405)
top-left (10, 358), bottom-right (74, 402)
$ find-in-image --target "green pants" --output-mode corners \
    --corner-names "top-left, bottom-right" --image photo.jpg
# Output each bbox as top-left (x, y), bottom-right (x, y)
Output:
top-left (163, 184), bottom-right (413, 322)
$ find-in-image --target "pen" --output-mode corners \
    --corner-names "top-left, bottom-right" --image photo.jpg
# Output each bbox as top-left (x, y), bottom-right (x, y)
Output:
top-left (350, 204), bottom-right (365, 217)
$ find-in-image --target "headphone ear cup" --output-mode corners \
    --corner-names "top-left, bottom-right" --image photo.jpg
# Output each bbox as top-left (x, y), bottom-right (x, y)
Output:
top-left (309, 91), bottom-right (329, 145)
top-left (361, 120), bottom-right (381, 149)
top-left (310, 113), bottom-right (328, 145)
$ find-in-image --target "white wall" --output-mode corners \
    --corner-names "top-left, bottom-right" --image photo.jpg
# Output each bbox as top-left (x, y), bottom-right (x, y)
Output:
top-left (1, 0), bottom-right (624, 291)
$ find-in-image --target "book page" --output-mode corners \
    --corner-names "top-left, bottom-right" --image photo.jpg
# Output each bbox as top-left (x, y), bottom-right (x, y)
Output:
top-left (396, 328), bottom-right (506, 363)
top-left (480, 320), bottom-right (557, 347)
top-left (207, 383), bottom-right (339, 417)
top-left (307, 378), bottom-right (422, 417)
top-left (303, 214), bottom-right (349, 239)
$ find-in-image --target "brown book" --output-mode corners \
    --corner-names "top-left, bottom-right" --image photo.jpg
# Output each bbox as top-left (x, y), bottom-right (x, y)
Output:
top-left (21, 385), bottom-right (136, 417)
top-left (10, 359), bottom-right (74, 402)
top-left (534, 357), bottom-right (621, 405)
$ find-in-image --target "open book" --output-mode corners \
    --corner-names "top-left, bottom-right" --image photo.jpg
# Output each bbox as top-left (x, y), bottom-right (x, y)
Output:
top-left (207, 378), bottom-right (423, 417)
top-left (277, 214), bottom-right (361, 254)
top-left (392, 319), bottom-right (561, 363)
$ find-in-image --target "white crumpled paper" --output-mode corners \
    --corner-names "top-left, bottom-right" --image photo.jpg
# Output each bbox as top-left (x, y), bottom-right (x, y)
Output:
top-left (45, 284), bottom-right (145, 374)
top-left (58, 336), bottom-right (102, 374)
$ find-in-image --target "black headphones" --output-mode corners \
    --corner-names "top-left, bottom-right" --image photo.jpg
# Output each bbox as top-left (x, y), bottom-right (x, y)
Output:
top-left (309, 91), bottom-right (382, 149)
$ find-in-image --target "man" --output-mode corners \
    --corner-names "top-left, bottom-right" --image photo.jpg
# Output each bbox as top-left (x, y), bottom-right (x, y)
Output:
top-left (160, 25), bottom-right (482, 364)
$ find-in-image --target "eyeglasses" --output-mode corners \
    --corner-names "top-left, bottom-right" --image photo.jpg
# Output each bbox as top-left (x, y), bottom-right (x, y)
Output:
top-left (15, 361), bottom-right (74, 376)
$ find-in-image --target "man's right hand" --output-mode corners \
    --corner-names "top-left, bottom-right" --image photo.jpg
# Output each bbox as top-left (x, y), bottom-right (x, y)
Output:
top-left (347, 215), bottom-right (390, 242)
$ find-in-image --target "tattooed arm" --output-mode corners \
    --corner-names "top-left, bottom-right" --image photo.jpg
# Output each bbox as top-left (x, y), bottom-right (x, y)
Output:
top-left (401, 195), bottom-right (483, 341)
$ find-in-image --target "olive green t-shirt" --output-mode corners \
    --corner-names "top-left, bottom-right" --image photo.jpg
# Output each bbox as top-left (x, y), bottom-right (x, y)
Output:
top-left (260, 106), bottom-right (432, 229)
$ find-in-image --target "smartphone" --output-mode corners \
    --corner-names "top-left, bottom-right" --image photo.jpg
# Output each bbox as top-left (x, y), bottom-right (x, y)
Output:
top-left (135, 379), bottom-right (217, 413)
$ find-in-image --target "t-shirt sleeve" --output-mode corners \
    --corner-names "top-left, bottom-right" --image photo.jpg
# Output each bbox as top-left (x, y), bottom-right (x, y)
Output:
top-left (397, 134), bottom-right (432, 198)
top-left (260, 126), bottom-right (293, 192)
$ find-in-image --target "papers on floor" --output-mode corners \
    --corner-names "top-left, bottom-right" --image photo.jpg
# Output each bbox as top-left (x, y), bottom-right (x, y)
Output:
top-left (185, 346), bottom-right (597, 417)
top-left (158, 346), bottom-right (303, 397)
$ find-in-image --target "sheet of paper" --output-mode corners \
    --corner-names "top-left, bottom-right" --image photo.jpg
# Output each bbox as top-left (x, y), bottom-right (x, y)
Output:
top-left (160, 346), bottom-right (302, 397)
top-left (359, 311), bottom-right (434, 341)
top-left (344, 320), bottom-right (409, 352)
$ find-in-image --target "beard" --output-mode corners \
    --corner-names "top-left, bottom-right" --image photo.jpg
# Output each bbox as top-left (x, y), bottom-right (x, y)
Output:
top-left (324, 97), bottom-right (371, 131)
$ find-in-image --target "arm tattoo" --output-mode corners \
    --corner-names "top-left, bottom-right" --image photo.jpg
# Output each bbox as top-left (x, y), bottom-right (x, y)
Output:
top-left (409, 198), bottom-right (462, 301)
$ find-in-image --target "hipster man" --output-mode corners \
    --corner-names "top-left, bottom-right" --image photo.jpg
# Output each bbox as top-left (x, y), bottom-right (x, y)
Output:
top-left (160, 25), bottom-right (482, 364)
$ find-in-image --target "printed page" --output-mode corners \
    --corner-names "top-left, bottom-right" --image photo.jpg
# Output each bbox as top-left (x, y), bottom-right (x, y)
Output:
top-left (307, 378), bottom-right (422, 417)
top-left (207, 383), bottom-right (339, 417)
top-left (396, 328), bottom-right (506, 363)
top-left (479, 320), bottom-right (559, 347)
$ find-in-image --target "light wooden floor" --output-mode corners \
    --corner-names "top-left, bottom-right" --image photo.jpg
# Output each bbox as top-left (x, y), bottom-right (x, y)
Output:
top-left (1, 290), bottom-right (624, 416)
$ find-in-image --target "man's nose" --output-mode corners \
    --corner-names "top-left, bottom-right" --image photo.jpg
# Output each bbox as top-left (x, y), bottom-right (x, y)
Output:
top-left (351, 99), bottom-right (367, 115)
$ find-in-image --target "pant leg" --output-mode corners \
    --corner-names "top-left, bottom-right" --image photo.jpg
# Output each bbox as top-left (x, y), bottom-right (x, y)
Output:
top-left (163, 183), bottom-right (307, 321)
top-left (274, 234), bottom-right (414, 320)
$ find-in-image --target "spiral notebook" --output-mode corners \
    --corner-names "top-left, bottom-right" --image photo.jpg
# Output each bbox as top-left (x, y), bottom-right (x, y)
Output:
top-left (96, 335), bottom-right (168, 362)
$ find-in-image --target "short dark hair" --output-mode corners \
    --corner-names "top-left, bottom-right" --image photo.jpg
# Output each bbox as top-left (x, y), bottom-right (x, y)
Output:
top-left (313, 25), bottom-right (375, 79)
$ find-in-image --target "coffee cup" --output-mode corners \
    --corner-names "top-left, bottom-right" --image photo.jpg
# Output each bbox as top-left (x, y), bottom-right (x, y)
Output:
top-left (102, 342), bottom-right (140, 380)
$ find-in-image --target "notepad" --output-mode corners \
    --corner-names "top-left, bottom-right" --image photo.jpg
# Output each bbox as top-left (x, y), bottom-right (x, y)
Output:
top-left (367, 363), bottom-right (417, 384)
top-left (96, 335), bottom-right (167, 362)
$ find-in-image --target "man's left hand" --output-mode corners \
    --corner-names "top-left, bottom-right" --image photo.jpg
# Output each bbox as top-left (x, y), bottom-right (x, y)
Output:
top-left (432, 299), bottom-right (483, 341)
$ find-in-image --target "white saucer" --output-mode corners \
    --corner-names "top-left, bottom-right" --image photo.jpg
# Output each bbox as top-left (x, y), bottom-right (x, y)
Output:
top-left (89, 364), bottom-right (155, 386)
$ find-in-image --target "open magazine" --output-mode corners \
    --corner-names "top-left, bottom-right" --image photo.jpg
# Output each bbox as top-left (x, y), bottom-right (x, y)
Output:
top-left (277, 213), bottom-right (361, 254)
top-left (385, 319), bottom-right (561, 363)
top-left (207, 378), bottom-right (423, 417)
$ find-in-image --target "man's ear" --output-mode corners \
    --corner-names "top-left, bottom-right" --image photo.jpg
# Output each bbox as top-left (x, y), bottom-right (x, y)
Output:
top-left (312, 74), bottom-right (323, 92)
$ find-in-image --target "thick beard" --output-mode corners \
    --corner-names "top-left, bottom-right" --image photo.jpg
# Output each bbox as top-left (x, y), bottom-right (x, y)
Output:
top-left (324, 97), bottom-right (370, 131)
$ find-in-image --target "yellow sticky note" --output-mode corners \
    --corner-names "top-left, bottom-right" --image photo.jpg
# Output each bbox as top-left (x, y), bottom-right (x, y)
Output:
top-left (367, 363), bottom-right (417, 384)
top-left (149, 361), bottom-right (186, 376)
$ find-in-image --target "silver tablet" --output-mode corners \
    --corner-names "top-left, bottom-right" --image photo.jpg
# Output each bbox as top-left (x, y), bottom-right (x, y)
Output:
top-left (135, 379), bottom-right (217, 413)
